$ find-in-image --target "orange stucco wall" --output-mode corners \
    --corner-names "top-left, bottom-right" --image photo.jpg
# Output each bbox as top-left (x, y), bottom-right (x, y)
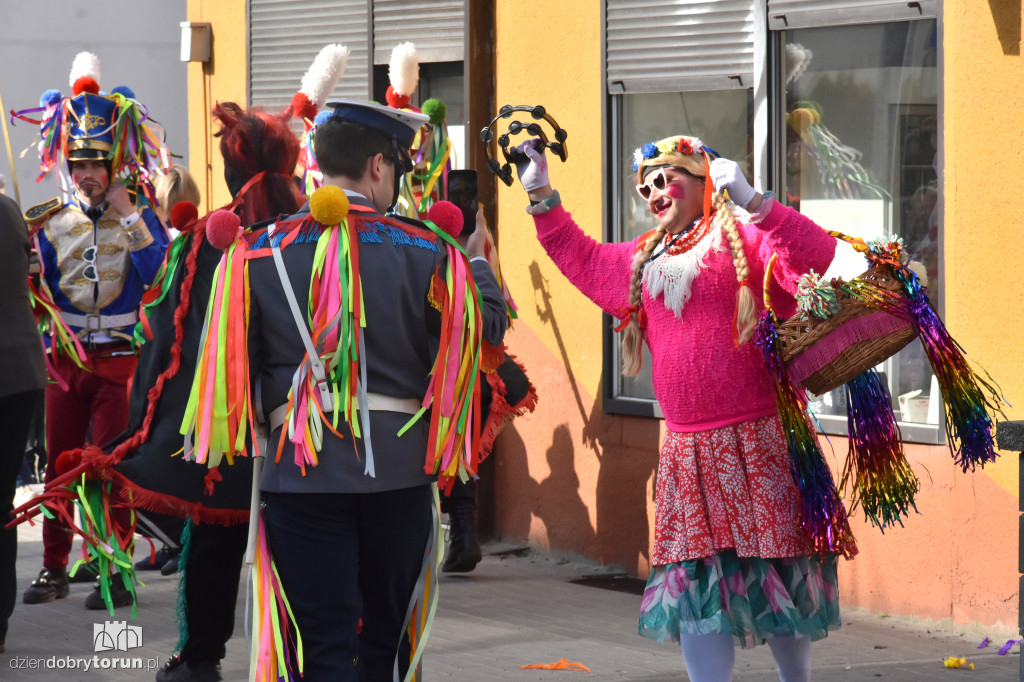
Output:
top-left (186, 0), bottom-right (247, 213)
top-left (184, 0), bottom-right (1023, 630)
top-left (491, 0), bottom-right (1023, 630)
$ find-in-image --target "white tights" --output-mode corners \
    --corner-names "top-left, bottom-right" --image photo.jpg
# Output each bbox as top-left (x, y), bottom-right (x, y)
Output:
top-left (679, 633), bottom-right (811, 682)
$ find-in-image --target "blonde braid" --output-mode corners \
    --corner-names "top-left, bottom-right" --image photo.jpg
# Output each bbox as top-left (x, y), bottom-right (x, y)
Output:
top-left (621, 225), bottom-right (667, 376)
top-left (714, 193), bottom-right (758, 345)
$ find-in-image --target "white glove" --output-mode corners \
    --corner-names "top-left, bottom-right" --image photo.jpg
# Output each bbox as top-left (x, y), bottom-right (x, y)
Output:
top-left (709, 158), bottom-right (757, 209)
top-left (512, 138), bottom-right (550, 192)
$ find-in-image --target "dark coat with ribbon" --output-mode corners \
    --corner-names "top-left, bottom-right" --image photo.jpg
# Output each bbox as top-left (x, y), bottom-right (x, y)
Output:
top-left (253, 196), bottom-right (507, 495)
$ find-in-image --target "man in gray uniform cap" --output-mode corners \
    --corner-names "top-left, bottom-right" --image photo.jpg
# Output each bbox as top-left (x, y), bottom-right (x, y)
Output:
top-left (248, 99), bottom-right (506, 681)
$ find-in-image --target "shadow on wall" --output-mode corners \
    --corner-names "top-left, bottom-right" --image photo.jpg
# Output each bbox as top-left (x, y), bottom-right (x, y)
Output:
top-left (493, 261), bottom-right (663, 574)
top-left (494, 390), bottom-right (661, 575)
top-left (584, 392), bottom-right (661, 575)
top-left (495, 425), bottom-right (597, 555)
top-left (989, 0), bottom-right (1021, 55)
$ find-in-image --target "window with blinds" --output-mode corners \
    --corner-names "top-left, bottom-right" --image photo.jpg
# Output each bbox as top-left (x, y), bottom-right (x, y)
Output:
top-left (605, 0), bottom-right (756, 94)
top-left (248, 0), bottom-right (371, 113)
top-left (372, 0), bottom-right (465, 65)
top-left (604, 0), bottom-right (942, 443)
top-left (766, 0), bottom-right (936, 29)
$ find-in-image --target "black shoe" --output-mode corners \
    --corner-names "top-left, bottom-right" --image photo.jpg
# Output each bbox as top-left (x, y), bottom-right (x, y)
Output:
top-left (135, 545), bottom-right (179, 571)
top-left (84, 578), bottom-right (134, 610)
top-left (159, 555), bottom-right (179, 576)
top-left (443, 504), bottom-right (482, 573)
top-left (155, 654), bottom-right (222, 682)
top-left (23, 568), bottom-right (70, 604)
top-left (69, 558), bottom-right (100, 583)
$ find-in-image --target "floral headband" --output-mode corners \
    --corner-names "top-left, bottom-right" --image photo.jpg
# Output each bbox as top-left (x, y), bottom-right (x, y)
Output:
top-left (632, 135), bottom-right (718, 174)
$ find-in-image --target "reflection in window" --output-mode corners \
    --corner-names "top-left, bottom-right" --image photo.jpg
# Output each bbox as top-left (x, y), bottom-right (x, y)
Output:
top-left (614, 90), bottom-right (753, 400)
top-left (780, 20), bottom-right (940, 435)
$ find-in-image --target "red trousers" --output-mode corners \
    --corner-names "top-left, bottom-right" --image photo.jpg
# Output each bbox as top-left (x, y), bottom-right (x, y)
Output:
top-left (42, 349), bottom-right (136, 571)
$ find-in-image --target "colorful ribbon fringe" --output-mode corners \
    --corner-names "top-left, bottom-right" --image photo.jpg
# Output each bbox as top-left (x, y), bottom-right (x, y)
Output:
top-left (786, 100), bottom-right (889, 201)
top-left (834, 236), bottom-right (1006, 471)
top-left (281, 215), bottom-right (367, 473)
top-left (11, 92), bottom-right (170, 203)
top-left (400, 220), bottom-right (484, 495)
top-left (250, 513), bottom-right (303, 682)
top-left (841, 369), bottom-right (919, 529)
top-left (754, 306), bottom-right (858, 559)
top-left (763, 232), bottom-right (1005, 538)
top-left (8, 446), bottom-right (142, 616)
top-left (134, 232), bottom-right (192, 347)
top-left (181, 237), bottom-right (254, 468)
top-left (27, 276), bottom-right (89, 387)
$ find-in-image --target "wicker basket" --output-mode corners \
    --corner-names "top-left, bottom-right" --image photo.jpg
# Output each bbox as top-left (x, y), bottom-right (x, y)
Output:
top-left (766, 234), bottom-right (917, 396)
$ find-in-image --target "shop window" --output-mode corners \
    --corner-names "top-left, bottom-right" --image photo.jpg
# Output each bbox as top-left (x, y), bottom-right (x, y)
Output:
top-left (778, 20), bottom-right (940, 442)
top-left (604, 11), bottom-right (941, 444)
top-left (606, 91), bottom-right (753, 412)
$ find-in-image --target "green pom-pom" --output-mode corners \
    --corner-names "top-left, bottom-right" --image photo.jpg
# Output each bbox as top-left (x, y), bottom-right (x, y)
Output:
top-left (422, 98), bottom-right (447, 125)
top-left (796, 270), bottom-right (840, 320)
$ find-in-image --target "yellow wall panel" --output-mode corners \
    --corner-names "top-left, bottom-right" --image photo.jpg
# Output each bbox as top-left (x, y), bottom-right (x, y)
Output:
top-left (186, 0), bottom-right (248, 212)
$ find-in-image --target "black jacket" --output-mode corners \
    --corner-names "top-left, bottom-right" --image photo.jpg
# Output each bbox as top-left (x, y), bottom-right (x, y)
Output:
top-left (255, 196), bottom-right (507, 494)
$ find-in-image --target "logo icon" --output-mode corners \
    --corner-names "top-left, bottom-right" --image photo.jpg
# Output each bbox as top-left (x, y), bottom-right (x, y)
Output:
top-left (93, 621), bottom-right (143, 652)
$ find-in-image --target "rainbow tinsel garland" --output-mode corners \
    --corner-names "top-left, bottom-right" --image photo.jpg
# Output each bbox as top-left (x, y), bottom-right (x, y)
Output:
top-left (754, 307), bottom-right (858, 559)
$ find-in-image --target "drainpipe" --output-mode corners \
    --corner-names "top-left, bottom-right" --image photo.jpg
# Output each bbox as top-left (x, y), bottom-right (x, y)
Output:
top-left (996, 420), bottom-right (1024, 682)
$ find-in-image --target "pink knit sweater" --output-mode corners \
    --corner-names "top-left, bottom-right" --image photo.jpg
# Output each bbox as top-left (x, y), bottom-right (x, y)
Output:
top-left (532, 200), bottom-right (835, 432)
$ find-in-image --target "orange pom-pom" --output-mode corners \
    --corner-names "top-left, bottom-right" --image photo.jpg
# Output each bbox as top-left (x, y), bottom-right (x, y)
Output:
top-left (169, 201), bottom-right (199, 231)
top-left (290, 92), bottom-right (317, 121)
top-left (385, 85), bottom-right (410, 110)
top-left (206, 209), bottom-right (243, 250)
top-left (72, 77), bottom-right (100, 96)
top-left (427, 200), bottom-right (463, 238)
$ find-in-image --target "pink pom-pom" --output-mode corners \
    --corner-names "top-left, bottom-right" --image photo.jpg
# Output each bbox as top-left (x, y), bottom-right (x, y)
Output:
top-left (169, 201), bottom-right (200, 231)
top-left (290, 92), bottom-right (317, 121)
top-left (206, 209), bottom-right (243, 250)
top-left (73, 77), bottom-right (100, 96)
top-left (385, 85), bottom-right (410, 110)
top-left (427, 200), bottom-right (464, 238)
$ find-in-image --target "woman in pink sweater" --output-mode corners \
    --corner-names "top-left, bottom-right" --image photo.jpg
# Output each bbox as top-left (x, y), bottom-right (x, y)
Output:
top-left (513, 135), bottom-right (844, 682)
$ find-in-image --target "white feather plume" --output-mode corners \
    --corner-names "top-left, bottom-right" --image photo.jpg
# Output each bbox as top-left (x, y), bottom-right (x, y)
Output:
top-left (388, 42), bottom-right (419, 97)
top-left (300, 44), bottom-right (350, 106)
top-left (785, 43), bottom-right (812, 84)
top-left (907, 259), bottom-right (929, 289)
top-left (69, 52), bottom-right (101, 87)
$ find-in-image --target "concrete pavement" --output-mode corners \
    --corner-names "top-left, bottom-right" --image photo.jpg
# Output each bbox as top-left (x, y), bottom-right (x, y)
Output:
top-left (3, 491), bottom-right (1019, 681)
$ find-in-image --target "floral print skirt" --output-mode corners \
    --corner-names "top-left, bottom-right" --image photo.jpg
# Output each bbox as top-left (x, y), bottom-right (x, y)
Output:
top-left (653, 415), bottom-right (812, 565)
top-left (638, 549), bottom-right (841, 648)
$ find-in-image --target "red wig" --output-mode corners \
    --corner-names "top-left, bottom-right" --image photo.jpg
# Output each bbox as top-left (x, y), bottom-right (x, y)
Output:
top-left (212, 102), bottom-right (305, 225)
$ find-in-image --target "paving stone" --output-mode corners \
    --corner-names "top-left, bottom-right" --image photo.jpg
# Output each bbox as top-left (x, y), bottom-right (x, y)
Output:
top-left (4, 512), bottom-right (1019, 681)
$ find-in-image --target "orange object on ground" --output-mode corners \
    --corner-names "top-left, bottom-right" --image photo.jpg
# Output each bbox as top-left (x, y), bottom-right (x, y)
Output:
top-left (520, 658), bottom-right (592, 672)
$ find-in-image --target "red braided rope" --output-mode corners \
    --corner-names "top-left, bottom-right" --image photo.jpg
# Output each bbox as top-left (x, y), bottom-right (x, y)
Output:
top-left (110, 229), bottom-right (206, 464)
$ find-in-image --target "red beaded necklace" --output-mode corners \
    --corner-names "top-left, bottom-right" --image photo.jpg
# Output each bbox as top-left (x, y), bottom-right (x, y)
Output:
top-left (661, 217), bottom-right (711, 256)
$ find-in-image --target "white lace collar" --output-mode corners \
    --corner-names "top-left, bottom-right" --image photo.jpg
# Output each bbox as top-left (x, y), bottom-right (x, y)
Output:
top-left (641, 225), bottom-right (727, 319)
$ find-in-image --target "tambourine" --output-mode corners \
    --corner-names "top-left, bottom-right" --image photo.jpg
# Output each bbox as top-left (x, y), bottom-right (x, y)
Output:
top-left (480, 104), bottom-right (568, 186)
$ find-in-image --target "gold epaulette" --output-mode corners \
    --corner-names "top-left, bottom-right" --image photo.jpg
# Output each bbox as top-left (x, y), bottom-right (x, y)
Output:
top-left (24, 197), bottom-right (64, 227)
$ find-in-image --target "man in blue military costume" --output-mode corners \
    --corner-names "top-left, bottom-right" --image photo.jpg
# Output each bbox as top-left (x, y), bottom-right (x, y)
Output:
top-left (20, 54), bottom-right (171, 609)
top-left (221, 99), bottom-right (507, 681)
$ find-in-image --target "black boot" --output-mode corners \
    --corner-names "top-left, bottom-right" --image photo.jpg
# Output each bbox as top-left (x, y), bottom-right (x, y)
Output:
top-left (443, 501), bottom-right (482, 573)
